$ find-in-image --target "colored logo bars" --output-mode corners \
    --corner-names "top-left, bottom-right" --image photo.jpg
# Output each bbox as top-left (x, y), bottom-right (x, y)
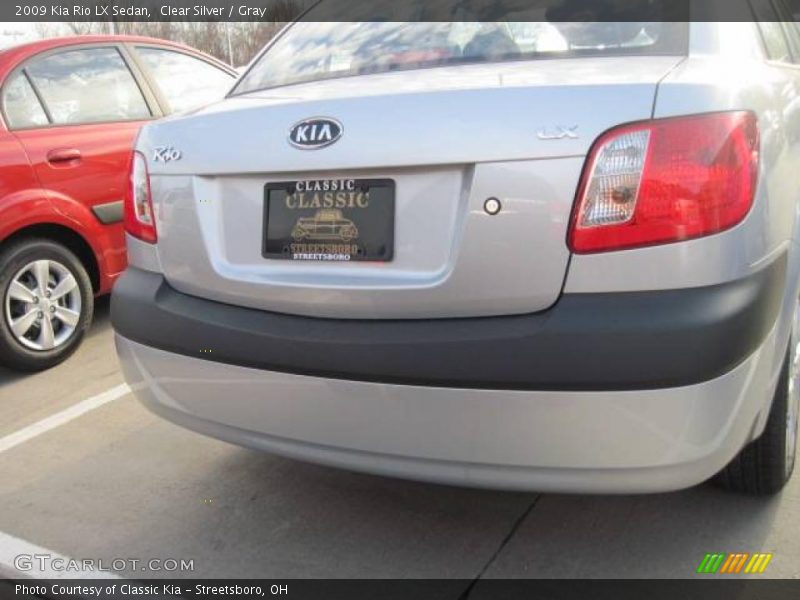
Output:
top-left (697, 553), bottom-right (773, 574)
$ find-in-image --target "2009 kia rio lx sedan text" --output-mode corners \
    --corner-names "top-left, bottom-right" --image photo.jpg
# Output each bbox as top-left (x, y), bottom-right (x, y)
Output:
top-left (112, 14), bottom-right (800, 495)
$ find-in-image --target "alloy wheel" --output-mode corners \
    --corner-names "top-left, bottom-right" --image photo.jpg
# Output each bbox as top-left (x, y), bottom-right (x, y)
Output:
top-left (3, 259), bottom-right (82, 351)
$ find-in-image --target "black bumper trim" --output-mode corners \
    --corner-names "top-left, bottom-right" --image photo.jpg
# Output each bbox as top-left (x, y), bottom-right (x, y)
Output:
top-left (111, 257), bottom-right (786, 391)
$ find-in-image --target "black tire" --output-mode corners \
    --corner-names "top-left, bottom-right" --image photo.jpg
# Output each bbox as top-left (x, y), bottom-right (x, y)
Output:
top-left (714, 346), bottom-right (797, 495)
top-left (0, 238), bottom-right (93, 372)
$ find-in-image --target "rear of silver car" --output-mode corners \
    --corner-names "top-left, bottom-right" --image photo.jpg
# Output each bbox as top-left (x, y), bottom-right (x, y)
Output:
top-left (112, 18), bottom-right (800, 493)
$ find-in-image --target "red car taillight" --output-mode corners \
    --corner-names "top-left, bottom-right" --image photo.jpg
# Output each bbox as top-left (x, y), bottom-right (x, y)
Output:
top-left (568, 111), bottom-right (759, 254)
top-left (124, 151), bottom-right (157, 244)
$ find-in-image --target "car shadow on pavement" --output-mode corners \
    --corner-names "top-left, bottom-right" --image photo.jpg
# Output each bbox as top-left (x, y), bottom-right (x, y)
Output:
top-left (86, 295), bottom-right (112, 340)
top-left (0, 365), bottom-right (25, 388)
top-left (115, 442), bottom-right (788, 579)
top-left (143, 447), bottom-right (539, 579)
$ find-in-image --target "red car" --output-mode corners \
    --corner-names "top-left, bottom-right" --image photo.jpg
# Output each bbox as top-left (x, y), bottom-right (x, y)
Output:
top-left (0, 35), bottom-right (235, 371)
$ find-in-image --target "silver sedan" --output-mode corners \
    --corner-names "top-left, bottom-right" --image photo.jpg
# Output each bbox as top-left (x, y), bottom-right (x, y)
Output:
top-left (113, 11), bottom-right (800, 494)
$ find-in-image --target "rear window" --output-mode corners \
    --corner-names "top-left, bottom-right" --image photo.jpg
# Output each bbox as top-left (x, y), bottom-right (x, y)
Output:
top-left (135, 47), bottom-right (234, 113)
top-left (234, 17), bottom-right (688, 95)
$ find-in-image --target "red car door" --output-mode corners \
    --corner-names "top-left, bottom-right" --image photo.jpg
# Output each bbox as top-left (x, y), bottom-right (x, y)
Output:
top-left (9, 44), bottom-right (156, 279)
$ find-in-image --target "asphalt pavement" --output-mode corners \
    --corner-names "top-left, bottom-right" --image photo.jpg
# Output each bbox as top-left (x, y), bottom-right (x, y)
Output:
top-left (0, 298), bottom-right (798, 582)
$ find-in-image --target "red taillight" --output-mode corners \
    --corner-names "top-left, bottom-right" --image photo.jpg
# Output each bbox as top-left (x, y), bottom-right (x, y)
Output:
top-left (568, 111), bottom-right (759, 253)
top-left (123, 151), bottom-right (157, 244)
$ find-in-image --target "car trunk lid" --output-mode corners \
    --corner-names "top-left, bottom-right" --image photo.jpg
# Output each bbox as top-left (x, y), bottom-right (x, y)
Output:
top-left (139, 56), bottom-right (683, 319)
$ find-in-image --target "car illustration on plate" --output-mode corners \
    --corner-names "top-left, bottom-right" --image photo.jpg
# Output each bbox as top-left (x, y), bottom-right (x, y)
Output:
top-left (291, 209), bottom-right (359, 242)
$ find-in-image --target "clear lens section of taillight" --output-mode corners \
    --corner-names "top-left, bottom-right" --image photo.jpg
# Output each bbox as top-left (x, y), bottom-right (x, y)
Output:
top-left (578, 129), bottom-right (650, 228)
top-left (569, 111), bottom-right (759, 254)
top-left (124, 151), bottom-right (157, 243)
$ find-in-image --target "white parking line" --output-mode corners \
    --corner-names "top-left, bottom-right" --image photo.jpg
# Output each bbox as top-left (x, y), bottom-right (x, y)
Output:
top-left (0, 530), bottom-right (121, 580)
top-left (0, 383), bottom-right (131, 454)
top-left (0, 384), bottom-right (132, 582)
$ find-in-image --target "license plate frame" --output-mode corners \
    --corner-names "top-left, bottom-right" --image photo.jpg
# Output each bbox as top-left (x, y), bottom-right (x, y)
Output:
top-left (262, 178), bottom-right (395, 262)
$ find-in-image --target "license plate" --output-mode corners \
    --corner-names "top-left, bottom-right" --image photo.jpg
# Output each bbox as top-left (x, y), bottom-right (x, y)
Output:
top-left (263, 178), bottom-right (395, 262)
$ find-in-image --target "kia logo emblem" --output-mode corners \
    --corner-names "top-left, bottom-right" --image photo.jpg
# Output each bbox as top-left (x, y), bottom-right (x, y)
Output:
top-left (288, 117), bottom-right (343, 150)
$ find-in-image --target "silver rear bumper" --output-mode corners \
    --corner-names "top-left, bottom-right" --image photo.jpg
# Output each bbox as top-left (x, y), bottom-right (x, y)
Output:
top-left (116, 331), bottom-right (779, 494)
